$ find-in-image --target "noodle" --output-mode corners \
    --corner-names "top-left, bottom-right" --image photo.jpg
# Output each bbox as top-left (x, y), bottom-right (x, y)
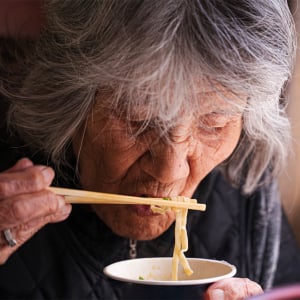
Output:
top-left (151, 196), bottom-right (194, 280)
top-left (172, 207), bottom-right (193, 280)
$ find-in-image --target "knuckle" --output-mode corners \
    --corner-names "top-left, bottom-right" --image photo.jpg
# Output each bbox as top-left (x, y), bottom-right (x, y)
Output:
top-left (11, 191), bottom-right (59, 222)
top-left (0, 181), bottom-right (11, 198)
top-left (43, 191), bottom-right (61, 214)
top-left (10, 200), bottom-right (29, 222)
top-left (9, 191), bottom-right (61, 225)
top-left (0, 169), bottom-right (45, 199)
top-left (17, 158), bottom-right (33, 168)
top-left (27, 168), bottom-right (45, 189)
top-left (242, 278), bottom-right (262, 297)
top-left (242, 277), bottom-right (252, 285)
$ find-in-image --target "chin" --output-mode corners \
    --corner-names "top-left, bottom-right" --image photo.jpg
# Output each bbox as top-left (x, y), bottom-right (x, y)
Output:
top-left (91, 204), bottom-right (176, 240)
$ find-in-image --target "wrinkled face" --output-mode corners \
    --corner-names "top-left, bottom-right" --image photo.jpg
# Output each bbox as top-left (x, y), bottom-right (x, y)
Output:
top-left (72, 91), bottom-right (244, 240)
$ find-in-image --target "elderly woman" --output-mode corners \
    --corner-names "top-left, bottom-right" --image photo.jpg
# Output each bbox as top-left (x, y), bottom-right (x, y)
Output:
top-left (0, 0), bottom-right (300, 299)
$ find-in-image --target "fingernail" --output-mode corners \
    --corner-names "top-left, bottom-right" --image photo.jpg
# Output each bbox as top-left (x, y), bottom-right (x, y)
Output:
top-left (61, 203), bottom-right (72, 215)
top-left (58, 196), bottom-right (66, 209)
top-left (210, 289), bottom-right (225, 300)
top-left (58, 196), bottom-right (71, 215)
top-left (41, 167), bottom-right (54, 184)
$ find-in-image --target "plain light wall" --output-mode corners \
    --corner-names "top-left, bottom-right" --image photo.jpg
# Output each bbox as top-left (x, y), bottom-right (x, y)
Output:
top-left (280, 1), bottom-right (300, 245)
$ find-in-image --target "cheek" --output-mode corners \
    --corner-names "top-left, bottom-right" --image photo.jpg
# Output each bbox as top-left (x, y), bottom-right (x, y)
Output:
top-left (212, 121), bottom-right (242, 162)
top-left (219, 131), bottom-right (240, 158)
top-left (72, 120), bottom-right (144, 191)
top-left (72, 128), bottom-right (107, 188)
top-left (194, 120), bottom-right (242, 169)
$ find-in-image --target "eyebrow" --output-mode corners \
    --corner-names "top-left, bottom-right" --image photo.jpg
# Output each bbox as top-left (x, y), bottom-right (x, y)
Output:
top-left (202, 108), bottom-right (243, 116)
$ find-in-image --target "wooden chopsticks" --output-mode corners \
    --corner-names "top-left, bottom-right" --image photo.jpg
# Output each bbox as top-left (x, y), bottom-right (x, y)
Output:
top-left (49, 187), bottom-right (206, 211)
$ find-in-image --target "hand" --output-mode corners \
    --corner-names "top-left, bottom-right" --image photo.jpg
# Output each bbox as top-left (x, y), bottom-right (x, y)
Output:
top-left (204, 277), bottom-right (263, 300)
top-left (0, 158), bottom-right (71, 264)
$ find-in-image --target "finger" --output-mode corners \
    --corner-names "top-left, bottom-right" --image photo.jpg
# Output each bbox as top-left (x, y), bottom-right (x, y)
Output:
top-left (204, 278), bottom-right (263, 300)
top-left (0, 191), bottom-right (70, 230)
top-left (0, 165), bottom-right (54, 199)
top-left (5, 158), bottom-right (34, 173)
top-left (0, 203), bottom-right (72, 265)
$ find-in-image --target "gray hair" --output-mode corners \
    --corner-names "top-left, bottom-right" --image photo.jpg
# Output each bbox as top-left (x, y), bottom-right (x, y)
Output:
top-left (4, 0), bottom-right (296, 194)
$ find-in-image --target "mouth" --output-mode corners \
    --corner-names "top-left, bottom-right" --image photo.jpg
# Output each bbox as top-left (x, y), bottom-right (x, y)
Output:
top-left (129, 194), bottom-right (165, 216)
top-left (131, 204), bottom-right (154, 216)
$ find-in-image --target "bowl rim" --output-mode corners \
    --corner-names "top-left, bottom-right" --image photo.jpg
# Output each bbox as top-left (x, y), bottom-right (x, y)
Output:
top-left (103, 257), bottom-right (237, 286)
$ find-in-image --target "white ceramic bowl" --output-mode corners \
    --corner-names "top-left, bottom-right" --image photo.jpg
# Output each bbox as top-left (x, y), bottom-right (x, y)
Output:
top-left (103, 257), bottom-right (236, 286)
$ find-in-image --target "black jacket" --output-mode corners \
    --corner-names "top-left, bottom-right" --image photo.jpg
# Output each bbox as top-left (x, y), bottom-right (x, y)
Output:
top-left (0, 125), bottom-right (300, 299)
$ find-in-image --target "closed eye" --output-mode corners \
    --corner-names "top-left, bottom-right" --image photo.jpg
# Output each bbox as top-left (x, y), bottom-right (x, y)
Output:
top-left (197, 125), bottom-right (225, 137)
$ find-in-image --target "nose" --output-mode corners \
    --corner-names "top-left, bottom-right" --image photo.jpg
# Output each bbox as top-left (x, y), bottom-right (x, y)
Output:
top-left (139, 139), bottom-right (190, 184)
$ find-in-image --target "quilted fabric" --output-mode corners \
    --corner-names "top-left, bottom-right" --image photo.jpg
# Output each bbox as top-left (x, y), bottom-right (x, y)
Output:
top-left (0, 168), bottom-right (300, 299)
